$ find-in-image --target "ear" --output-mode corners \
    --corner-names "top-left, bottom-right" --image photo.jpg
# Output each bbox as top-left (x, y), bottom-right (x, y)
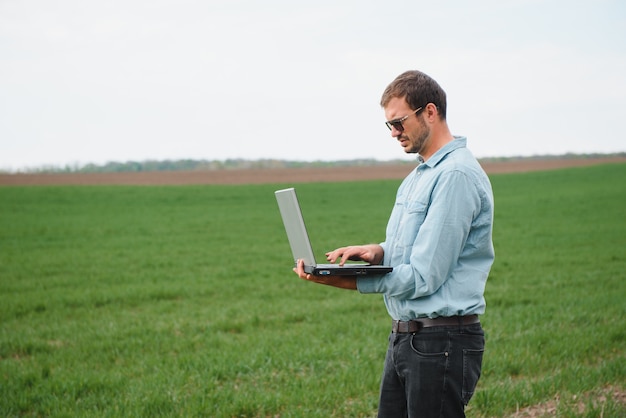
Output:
top-left (424, 102), bottom-right (438, 122)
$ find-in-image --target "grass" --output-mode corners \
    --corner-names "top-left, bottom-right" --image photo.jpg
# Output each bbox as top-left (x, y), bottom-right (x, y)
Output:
top-left (1, 163), bottom-right (625, 417)
top-left (470, 164), bottom-right (626, 416)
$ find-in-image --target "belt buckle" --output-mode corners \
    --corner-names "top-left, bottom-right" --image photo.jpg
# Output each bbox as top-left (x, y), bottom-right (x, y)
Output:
top-left (393, 320), bottom-right (423, 334)
top-left (410, 320), bottom-right (423, 333)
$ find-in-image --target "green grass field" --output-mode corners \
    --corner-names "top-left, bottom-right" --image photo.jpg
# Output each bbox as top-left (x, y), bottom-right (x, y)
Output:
top-left (1, 163), bottom-right (625, 417)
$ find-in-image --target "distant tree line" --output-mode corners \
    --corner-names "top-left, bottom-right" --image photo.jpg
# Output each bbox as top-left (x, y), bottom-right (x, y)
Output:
top-left (3, 153), bottom-right (625, 174)
top-left (77, 158), bottom-right (395, 173)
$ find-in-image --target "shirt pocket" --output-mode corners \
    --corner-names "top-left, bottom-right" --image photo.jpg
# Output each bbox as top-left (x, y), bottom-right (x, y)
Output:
top-left (399, 200), bottom-right (428, 247)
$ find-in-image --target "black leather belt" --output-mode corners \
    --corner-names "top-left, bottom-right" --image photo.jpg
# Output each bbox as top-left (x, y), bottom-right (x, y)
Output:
top-left (392, 315), bottom-right (480, 333)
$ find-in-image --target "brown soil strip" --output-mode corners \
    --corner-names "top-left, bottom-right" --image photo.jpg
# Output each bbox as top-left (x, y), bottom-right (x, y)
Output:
top-left (1, 157), bottom-right (624, 186)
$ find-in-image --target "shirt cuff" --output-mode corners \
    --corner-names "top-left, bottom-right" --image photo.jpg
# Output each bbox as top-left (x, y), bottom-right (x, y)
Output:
top-left (356, 275), bottom-right (385, 294)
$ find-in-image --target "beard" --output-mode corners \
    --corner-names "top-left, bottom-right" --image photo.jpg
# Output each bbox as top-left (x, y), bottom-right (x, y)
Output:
top-left (402, 117), bottom-right (431, 154)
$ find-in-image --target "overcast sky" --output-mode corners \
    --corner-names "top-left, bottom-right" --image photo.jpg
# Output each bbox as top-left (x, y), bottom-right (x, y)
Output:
top-left (1, 0), bottom-right (625, 171)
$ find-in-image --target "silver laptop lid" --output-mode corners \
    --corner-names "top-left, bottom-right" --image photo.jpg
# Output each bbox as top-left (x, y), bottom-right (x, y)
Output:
top-left (275, 188), bottom-right (317, 267)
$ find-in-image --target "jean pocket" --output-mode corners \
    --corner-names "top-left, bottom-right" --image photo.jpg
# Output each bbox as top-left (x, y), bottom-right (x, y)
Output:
top-left (462, 348), bottom-right (484, 405)
top-left (409, 333), bottom-right (449, 357)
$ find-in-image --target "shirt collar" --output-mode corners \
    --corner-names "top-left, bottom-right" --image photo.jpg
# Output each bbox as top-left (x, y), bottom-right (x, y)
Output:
top-left (421, 136), bottom-right (467, 168)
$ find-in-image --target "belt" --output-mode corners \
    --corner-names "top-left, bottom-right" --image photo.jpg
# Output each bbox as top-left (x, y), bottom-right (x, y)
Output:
top-left (392, 315), bottom-right (480, 333)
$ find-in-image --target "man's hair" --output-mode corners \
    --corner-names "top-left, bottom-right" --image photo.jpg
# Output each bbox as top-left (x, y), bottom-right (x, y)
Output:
top-left (380, 70), bottom-right (447, 120)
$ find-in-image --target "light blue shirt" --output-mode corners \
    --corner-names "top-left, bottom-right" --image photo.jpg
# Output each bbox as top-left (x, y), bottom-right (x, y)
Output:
top-left (357, 137), bottom-right (494, 320)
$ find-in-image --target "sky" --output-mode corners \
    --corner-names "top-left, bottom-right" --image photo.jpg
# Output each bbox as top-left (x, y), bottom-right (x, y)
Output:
top-left (1, 0), bottom-right (625, 171)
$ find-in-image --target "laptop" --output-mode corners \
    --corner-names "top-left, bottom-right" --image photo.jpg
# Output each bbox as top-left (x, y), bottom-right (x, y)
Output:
top-left (274, 187), bottom-right (393, 276)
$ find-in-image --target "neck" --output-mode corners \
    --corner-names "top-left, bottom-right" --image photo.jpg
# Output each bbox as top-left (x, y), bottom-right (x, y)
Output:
top-left (420, 123), bottom-right (454, 161)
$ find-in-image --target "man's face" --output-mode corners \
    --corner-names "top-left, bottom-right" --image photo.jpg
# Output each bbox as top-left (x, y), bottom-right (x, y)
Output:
top-left (384, 97), bottom-right (430, 155)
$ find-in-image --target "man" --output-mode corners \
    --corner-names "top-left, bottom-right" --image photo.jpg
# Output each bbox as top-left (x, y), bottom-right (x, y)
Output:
top-left (294, 70), bottom-right (494, 417)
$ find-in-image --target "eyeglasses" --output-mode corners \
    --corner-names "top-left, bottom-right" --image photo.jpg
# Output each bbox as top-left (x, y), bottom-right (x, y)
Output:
top-left (385, 107), bottom-right (423, 132)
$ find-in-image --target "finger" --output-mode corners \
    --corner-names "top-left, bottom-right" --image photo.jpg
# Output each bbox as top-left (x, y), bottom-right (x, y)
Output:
top-left (325, 247), bottom-right (344, 263)
top-left (337, 247), bottom-right (357, 266)
top-left (296, 259), bottom-right (312, 280)
top-left (293, 259), bottom-right (304, 277)
top-left (299, 260), bottom-right (307, 277)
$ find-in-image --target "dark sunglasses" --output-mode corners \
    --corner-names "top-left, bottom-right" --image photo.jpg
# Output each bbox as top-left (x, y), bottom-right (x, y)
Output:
top-left (385, 107), bottom-right (423, 132)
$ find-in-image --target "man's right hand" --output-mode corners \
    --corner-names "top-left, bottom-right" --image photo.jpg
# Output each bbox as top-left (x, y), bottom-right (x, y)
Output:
top-left (325, 244), bottom-right (384, 266)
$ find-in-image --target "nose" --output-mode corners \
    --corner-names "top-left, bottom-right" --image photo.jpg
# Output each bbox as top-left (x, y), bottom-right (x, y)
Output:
top-left (391, 126), bottom-right (402, 138)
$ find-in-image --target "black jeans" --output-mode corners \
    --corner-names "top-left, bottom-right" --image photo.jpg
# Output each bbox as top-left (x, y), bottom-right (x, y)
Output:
top-left (377, 323), bottom-right (484, 418)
